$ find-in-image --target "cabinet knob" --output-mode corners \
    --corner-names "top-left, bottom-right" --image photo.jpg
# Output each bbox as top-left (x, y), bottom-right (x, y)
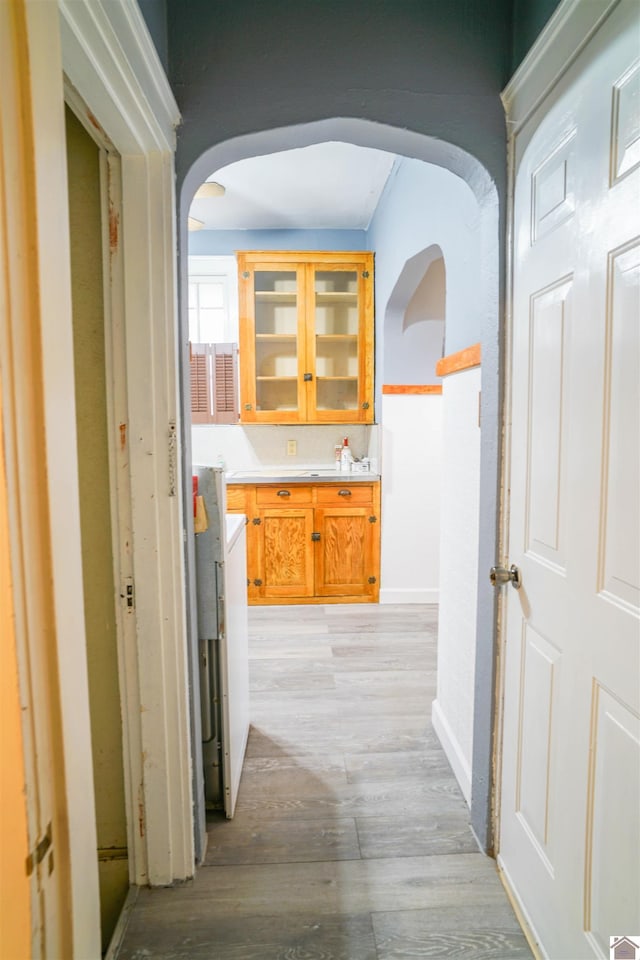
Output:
top-left (252, 517), bottom-right (262, 525)
top-left (253, 578), bottom-right (263, 587)
top-left (303, 372), bottom-right (313, 382)
top-left (362, 402), bottom-right (370, 410)
top-left (277, 489), bottom-right (291, 497)
top-left (311, 532), bottom-right (321, 541)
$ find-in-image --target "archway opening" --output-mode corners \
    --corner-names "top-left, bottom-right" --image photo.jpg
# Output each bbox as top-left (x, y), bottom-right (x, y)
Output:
top-left (178, 119), bottom-right (501, 852)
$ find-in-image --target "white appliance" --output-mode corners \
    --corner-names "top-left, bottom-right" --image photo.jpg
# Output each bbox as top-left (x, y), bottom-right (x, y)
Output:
top-left (193, 465), bottom-right (250, 817)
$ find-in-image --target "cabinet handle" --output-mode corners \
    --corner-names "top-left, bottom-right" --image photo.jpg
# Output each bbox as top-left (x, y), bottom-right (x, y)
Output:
top-left (303, 372), bottom-right (313, 382)
top-left (252, 517), bottom-right (262, 525)
top-left (311, 532), bottom-right (321, 541)
top-left (277, 489), bottom-right (291, 497)
top-left (338, 489), bottom-right (352, 497)
top-left (362, 402), bottom-right (370, 410)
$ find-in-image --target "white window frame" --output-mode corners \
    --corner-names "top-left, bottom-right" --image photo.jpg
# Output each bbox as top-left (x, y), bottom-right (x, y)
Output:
top-left (188, 255), bottom-right (239, 343)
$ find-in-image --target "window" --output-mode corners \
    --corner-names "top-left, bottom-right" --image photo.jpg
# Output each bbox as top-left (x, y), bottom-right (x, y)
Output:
top-left (188, 276), bottom-right (229, 343)
top-left (188, 260), bottom-right (239, 424)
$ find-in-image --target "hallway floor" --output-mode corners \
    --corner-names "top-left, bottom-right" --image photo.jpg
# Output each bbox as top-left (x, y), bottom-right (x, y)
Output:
top-left (118, 604), bottom-right (532, 959)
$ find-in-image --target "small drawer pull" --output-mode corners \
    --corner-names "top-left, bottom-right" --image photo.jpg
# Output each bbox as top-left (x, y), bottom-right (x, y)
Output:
top-left (338, 489), bottom-right (352, 497)
top-left (277, 489), bottom-right (291, 497)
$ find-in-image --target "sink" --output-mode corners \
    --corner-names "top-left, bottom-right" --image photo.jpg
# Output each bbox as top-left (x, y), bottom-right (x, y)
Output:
top-left (300, 469), bottom-right (342, 476)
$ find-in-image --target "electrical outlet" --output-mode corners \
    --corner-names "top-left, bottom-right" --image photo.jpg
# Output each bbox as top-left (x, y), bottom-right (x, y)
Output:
top-left (287, 440), bottom-right (297, 456)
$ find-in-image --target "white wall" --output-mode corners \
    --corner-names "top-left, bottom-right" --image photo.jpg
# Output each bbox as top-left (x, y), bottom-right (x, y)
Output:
top-left (367, 159), bottom-right (483, 800)
top-left (380, 395), bottom-right (441, 603)
top-left (192, 423), bottom-right (379, 473)
top-left (432, 366), bottom-right (481, 804)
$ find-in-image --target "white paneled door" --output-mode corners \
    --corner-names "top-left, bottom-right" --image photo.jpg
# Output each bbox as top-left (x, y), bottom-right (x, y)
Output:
top-left (499, 3), bottom-right (640, 958)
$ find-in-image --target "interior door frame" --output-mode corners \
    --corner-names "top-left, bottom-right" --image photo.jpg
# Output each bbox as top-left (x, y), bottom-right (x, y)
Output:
top-left (59, 0), bottom-right (194, 888)
top-left (63, 84), bottom-right (146, 905)
top-left (495, 0), bottom-right (622, 857)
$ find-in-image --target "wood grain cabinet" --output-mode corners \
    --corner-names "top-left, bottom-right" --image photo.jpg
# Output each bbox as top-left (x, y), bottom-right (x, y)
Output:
top-left (237, 251), bottom-right (374, 424)
top-left (227, 481), bottom-right (380, 604)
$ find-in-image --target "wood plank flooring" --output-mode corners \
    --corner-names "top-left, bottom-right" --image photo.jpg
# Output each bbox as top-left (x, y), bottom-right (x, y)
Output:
top-left (117, 604), bottom-right (532, 960)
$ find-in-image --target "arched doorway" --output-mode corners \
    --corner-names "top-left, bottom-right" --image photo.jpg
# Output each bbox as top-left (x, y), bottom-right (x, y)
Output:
top-left (178, 119), bottom-right (501, 854)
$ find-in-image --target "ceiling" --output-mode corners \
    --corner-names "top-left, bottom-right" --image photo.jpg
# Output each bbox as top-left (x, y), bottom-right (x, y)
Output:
top-left (188, 142), bottom-right (397, 232)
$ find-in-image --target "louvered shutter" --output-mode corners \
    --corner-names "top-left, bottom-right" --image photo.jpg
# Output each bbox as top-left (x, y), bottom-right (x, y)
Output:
top-left (190, 342), bottom-right (239, 424)
top-left (213, 343), bottom-right (238, 424)
top-left (190, 344), bottom-right (212, 424)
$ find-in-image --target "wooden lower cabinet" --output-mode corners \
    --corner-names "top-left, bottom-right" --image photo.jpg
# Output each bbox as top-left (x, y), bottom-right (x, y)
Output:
top-left (228, 482), bottom-right (380, 604)
top-left (259, 507), bottom-right (315, 600)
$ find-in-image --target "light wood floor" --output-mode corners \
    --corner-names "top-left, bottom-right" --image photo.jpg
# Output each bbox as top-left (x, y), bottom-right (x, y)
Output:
top-left (118, 604), bottom-right (532, 959)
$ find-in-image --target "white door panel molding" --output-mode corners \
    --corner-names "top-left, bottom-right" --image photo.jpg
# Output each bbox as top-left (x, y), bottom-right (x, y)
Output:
top-left (499, 2), bottom-right (640, 956)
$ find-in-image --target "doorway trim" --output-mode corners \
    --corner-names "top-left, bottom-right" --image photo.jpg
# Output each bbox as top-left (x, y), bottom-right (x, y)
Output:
top-left (59, 0), bottom-right (192, 888)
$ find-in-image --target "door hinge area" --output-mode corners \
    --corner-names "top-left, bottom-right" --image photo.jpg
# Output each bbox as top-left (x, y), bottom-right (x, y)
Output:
top-left (168, 420), bottom-right (177, 497)
top-left (26, 822), bottom-right (53, 876)
top-left (121, 577), bottom-right (135, 610)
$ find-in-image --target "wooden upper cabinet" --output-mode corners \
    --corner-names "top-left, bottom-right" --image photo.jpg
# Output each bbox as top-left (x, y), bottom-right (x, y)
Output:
top-left (237, 251), bottom-right (374, 424)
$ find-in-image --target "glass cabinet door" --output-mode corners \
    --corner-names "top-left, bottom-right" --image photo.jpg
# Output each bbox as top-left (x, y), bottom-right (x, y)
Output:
top-left (249, 267), bottom-right (304, 419)
top-left (239, 252), bottom-right (373, 424)
top-left (311, 268), bottom-right (360, 417)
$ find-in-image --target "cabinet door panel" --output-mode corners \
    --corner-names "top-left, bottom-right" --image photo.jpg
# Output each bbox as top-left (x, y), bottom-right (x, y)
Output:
top-left (314, 507), bottom-right (377, 598)
top-left (238, 262), bottom-right (307, 423)
top-left (260, 507), bottom-right (314, 598)
top-left (307, 262), bottom-right (373, 423)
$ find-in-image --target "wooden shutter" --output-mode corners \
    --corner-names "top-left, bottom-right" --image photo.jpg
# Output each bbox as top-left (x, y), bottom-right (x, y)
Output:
top-left (190, 344), bottom-right (210, 424)
top-left (190, 343), bottom-right (238, 424)
top-left (212, 343), bottom-right (238, 423)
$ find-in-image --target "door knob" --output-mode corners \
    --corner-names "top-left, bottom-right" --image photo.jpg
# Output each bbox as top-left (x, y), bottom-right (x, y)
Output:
top-left (490, 564), bottom-right (521, 589)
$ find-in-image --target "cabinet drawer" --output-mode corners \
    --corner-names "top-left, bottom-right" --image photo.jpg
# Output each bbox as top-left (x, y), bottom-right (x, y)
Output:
top-left (226, 485), bottom-right (248, 511)
top-left (256, 484), bottom-right (313, 506)
top-left (315, 484), bottom-right (374, 505)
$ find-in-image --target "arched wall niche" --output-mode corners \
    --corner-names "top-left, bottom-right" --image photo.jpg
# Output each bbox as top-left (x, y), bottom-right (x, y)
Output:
top-left (177, 116), bottom-right (502, 852)
top-left (383, 243), bottom-right (445, 385)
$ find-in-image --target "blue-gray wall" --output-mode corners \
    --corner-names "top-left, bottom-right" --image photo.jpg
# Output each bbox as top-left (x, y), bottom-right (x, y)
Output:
top-left (189, 229), bottom-right (367, 257)
top-left (137, 0), bottom-right (168, 72)
top-left (511, 0), bottom-right (562, 70)
top-left (167, 0), bottom-right (511, 191)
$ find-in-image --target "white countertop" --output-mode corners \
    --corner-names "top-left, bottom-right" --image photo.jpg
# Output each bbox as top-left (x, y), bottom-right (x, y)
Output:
top-left (226, 468), bottom-right (379, 484)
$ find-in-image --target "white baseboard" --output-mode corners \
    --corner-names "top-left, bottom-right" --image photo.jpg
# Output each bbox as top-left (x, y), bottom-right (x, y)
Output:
top-left (379, 587), bottom-right (439, 604)
top-left (431, 698), bottom-right (472, 805)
